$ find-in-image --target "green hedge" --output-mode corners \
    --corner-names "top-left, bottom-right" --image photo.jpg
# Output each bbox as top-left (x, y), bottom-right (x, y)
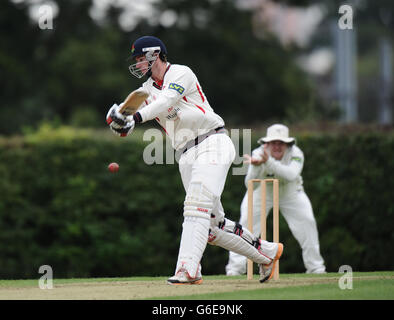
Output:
top-left (0, 128), bottom-right (393, 279)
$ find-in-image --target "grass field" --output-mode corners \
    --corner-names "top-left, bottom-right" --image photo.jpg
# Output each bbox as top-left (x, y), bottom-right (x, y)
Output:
top-left (0, 271), bottom-right (393, 300)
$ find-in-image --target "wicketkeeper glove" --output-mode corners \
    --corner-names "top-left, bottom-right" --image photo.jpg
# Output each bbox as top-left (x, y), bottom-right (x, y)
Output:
top-left (106, 103), bottom-right (135, 137)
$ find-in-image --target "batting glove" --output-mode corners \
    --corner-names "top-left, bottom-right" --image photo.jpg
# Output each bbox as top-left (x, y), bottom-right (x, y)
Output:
top-left (109, 120), bottom-right (135, 137)
top-left (106, 103), bottom-right (129, 127)
top-left (106, 103), bottom-right (135, 137)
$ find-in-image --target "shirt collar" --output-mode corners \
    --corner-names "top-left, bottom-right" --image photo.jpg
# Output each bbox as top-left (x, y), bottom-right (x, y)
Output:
top-left (153, 63), bottom-right (171, 89)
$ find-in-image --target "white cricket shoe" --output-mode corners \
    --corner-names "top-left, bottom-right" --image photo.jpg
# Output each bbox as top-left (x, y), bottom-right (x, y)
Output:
top-left (259, 243), bottom-right (284, 283)
top-left (167, 268), bottom-right (203, 285)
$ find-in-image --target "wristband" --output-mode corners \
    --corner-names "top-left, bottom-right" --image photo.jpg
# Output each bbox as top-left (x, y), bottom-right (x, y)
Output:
top-left (133, 112), bottom-right (143, 124)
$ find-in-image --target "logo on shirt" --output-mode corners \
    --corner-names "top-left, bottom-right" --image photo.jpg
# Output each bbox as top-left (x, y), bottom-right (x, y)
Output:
top-left (169, 83), bottom-right (185, 95)
top-left (166, 106), bottom-right (181, 120)
top-left (291, 157), bottom-right (302, 163)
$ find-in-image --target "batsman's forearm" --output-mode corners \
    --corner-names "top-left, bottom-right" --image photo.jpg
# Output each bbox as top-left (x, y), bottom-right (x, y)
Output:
top-left (135, 94), bottom-right (178, 123)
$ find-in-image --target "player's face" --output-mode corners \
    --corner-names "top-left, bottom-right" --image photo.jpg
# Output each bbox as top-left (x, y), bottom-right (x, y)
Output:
top-left (135, 55), bottom-right (149, 75)
top-left (267, 140), bottom-right (287, 160)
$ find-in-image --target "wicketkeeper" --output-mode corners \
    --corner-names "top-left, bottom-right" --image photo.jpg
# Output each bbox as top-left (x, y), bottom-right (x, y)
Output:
top-left (105, 36), bottom-right (283, 284)
top-left (226, 124), bottom-right (326, 275)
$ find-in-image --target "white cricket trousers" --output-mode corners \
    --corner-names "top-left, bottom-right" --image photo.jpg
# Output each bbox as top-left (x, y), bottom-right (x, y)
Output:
top-left (179, 132), bottom-right (235, 222)
top-left (226, 188), bottom-right (326, 274)
top-left (174, 132), bottom-right (235, 276)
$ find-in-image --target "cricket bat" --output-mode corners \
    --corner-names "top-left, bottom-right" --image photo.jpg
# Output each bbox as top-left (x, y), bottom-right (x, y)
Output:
top-left (118, 89), bottom-right (149, 116)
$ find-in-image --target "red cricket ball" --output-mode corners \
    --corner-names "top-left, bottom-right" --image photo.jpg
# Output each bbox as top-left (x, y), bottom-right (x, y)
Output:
top-left (108, 162), bottom-right (119, 173)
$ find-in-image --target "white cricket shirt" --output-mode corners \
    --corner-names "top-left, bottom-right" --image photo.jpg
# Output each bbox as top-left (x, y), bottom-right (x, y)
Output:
top-left (245, 145), bottom-right (305, 198)
top-left (137, 63), bottom-right (225, 150)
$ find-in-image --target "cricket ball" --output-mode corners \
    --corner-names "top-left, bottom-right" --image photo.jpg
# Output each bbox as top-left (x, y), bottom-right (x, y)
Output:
top-left (108, 162), bottom-right (119, 173)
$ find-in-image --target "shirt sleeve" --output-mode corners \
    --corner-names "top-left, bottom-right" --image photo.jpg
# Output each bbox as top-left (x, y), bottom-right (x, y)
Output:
top-left (138, 67), bottom-right (195, 122)
top-left (264, 148), bottom-right (304, 181)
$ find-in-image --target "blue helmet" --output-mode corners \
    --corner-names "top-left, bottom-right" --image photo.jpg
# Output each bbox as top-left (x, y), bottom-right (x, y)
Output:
top-left (128, 36), bottom-right (167, 78)
top-left (130, 36), bottom-right (167, 59)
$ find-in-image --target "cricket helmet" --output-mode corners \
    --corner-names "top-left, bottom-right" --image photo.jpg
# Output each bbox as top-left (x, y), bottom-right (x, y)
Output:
top-left (128, 36), bottom-right (167, 78)
top-left (130, 36), bottom-right (167, 59)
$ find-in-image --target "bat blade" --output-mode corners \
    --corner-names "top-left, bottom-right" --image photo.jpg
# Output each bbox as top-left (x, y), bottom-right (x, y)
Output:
top-left (118, 89), bottom-right (149, 116)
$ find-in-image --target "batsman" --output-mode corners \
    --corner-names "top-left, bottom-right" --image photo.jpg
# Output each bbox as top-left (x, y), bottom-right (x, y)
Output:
top-left (105, 36), bottom-right (283, 284)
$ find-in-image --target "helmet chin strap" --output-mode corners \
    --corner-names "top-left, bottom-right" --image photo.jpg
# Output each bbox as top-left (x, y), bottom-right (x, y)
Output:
top-left (144, 53), bottom-right (159, 79)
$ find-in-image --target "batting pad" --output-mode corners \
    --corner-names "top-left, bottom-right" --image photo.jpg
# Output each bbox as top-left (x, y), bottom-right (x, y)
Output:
top-left (174, 182), bottom-right (215, 277)
top-left (208, 218), bottom-right (273, 265)
top-left (183, 181), bottom-right (215, 220)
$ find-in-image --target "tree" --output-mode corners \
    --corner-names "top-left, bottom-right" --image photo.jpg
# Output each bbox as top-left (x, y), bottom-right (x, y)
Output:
top-left (1, 0), bottom-right (317, 134)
